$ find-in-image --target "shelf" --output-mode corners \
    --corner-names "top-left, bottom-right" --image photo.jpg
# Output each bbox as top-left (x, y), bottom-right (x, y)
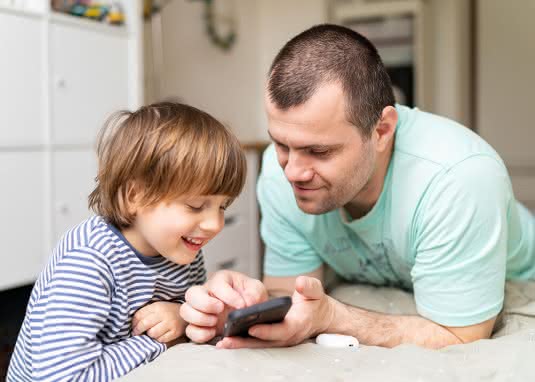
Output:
top-left (0, 3), bottom-right (45, 19)
top-left (49, 11), bottom-right (128, 37)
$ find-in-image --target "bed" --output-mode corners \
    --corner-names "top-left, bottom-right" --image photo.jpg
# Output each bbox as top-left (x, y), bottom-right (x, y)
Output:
top-left (120, 281), bottom-right (535, 381)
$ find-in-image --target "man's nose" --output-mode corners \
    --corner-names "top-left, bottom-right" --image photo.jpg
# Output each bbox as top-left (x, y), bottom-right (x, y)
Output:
top-left (284, 152), bottom-right (314, 183)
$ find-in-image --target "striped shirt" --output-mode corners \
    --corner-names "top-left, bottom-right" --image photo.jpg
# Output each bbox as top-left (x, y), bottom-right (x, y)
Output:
top-left (7, 215), bottom-right (206, 381)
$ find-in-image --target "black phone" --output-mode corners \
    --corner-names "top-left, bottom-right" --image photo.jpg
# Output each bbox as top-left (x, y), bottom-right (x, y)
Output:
top-left (222, 296), bottom-right (292, 337)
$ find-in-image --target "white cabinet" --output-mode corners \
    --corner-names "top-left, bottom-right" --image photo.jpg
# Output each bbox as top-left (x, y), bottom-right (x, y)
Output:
top-left (203, 149), bottom-right (262, 279)
top-left (0, 1), bottom-right (143, 290)
top-left (0, 153), bottom-right (47, 290)
top-left (0, 12), bottom-right (45, 146)
top-left (51, 150), bottom-right (97, 242)
top-left (50, 23), bottom-right (129, 145)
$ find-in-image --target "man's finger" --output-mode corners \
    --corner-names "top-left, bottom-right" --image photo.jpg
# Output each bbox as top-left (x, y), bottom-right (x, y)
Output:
top-left (295, 276), bottom-right (324, 300)
top-left (180, 303), bottom-right (219, 327)
top-left (247, 322), bottom-right (290, 341)
top-left (215, 336), bottom-right (285, 349)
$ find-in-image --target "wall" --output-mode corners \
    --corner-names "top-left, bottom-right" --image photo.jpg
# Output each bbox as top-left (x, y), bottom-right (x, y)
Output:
top-left (144, 0), bottom-right (326, 142)
top-left (476, 0), bottom-right (535, 209)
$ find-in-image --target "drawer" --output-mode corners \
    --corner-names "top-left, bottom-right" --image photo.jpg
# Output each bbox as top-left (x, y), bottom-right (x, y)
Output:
top-left (202, 215), bottom-right (252, 274)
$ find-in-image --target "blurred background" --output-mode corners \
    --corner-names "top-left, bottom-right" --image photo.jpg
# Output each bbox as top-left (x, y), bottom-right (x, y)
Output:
top-left (0, 0), bottom-right (534, 377)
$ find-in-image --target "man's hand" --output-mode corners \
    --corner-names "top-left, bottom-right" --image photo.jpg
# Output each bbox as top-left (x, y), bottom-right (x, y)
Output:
top-left (215, 275), bottom-right (334, 349)
top-left (132, 301), bottom-right (186, 347)
top-left (180, 270), bottom-right (269, 343)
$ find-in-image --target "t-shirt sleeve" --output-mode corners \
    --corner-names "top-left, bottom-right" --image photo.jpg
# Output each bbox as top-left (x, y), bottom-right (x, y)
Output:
top-left (411, 155), bottom-right (512, 327)
top-left (257, 172), bottom-right (323, 277)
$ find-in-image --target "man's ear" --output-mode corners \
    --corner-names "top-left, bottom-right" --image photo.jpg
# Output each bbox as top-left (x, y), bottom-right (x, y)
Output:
top-left (373, 106), bottom-right (397, 152)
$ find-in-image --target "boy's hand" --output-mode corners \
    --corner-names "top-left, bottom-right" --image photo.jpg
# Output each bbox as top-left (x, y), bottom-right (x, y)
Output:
top-left (132, 301), bottom-right (186, 347)
top-left (180, 270), bottom-right (268, 343)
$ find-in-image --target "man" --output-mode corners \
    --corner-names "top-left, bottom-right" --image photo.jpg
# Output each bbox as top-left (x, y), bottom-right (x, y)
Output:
top-left (180, 24), bottom-right (535, 349)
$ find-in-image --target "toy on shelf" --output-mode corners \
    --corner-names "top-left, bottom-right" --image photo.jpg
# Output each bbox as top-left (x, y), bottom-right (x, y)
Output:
top-left (106, 2), bottom-right (125, 25)
top-left (51, 0), bottom-right (126, 26)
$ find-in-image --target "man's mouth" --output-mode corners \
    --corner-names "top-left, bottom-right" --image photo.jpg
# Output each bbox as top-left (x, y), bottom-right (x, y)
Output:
top-left (293, 184), bottom-right (320, 192)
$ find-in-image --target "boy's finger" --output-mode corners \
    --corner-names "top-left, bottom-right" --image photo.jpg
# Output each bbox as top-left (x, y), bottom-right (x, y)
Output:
top-left (157, 331), bottom-right (177, 344)
top-left (185, 287), bottom-right (224, 314)
top-left (185, 324), bottom-right (217, 344)
top-left (146, 321), bottom-right (169, 340)
top-left (207, 282), bottom-right (246, 310)
top-left (132, 313), bottom-right (161, 336)
top-left (240, 280), bottom-right (269, 307)
top-left (180, 303), bottom-right (219, 327)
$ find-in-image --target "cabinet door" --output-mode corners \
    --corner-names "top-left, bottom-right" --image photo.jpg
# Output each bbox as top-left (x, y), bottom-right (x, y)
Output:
top-left (202, 150), bottom-right (261, 278)
top-left (0, 152), bottom-right (46, 289)
top-left (52, 150), bottom-right (97, 242)
top-left (50, 23), bottom-right (129, 145)
top-left (0, 13), bottom-right (44, 146)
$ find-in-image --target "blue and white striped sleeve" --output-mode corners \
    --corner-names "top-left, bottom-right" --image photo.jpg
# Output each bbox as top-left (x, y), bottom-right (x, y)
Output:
top-left (31, 249), bottom-right (165, 381)
top-left (192, 251), bottom-right (207, 286)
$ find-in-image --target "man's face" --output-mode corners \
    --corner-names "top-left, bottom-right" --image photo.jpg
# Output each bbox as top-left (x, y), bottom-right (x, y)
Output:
top-left (266, 82), bottom-right (377, 215)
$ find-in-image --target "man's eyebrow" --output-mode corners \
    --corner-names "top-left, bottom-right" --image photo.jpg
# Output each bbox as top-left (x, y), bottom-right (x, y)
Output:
top-left (268, 131), bottom-right (342, 151)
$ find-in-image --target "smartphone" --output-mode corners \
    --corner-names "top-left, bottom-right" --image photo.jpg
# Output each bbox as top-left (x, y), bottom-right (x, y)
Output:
top-left (222, 296), bottom-right (292, 337)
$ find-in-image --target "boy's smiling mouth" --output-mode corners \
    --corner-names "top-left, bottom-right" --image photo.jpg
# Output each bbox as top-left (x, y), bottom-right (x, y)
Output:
top-left (182, 236), bottom-right (206, 251)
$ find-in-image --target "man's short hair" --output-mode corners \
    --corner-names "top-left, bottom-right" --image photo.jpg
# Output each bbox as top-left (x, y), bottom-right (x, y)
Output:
top-left (268, 24), bottom-right (395, 137)
top-left (88, 102), bottom-right (246, 228)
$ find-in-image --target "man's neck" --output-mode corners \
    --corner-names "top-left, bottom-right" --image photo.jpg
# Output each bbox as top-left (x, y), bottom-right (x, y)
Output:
top-left (344, 140), bottom-right (394, 220)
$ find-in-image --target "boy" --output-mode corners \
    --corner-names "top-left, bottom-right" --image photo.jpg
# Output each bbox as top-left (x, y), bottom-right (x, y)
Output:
top-left (7, 102), bottom-right (265, 381)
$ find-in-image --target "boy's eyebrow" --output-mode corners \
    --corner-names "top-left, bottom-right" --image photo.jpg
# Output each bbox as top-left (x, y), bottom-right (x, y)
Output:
top-left (268, 131), bottom-right (342, 151)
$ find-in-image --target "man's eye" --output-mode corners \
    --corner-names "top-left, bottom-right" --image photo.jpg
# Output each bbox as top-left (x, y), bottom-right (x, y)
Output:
top-left (187, 204), bottom-right (203, 211)
top-left (310, 150), bottom-right (330, 157)
top-left (276, 142), bottom-right (289, 151)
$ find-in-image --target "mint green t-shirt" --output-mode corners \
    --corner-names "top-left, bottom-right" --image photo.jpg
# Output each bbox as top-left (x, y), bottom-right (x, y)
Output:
top-left (257, 105), bottom-right (535, 327)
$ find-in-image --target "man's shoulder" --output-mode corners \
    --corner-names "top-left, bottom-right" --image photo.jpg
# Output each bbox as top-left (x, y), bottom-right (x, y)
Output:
top-left (394, 105), bottom-right (504, 170)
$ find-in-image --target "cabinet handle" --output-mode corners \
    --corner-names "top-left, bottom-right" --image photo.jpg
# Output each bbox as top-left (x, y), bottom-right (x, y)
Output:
top-left (217, 258), bottom-right (237, 270)
top-left (55, 77), bottom-right (66, 89)
top-left (224, 215), bottom-right (238, 226)
top-left (57, 203), bottom-right (69, 215)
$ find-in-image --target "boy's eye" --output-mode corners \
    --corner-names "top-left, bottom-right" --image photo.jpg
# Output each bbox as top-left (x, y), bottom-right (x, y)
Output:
top-left (187, 204), bottom-right (203, 211)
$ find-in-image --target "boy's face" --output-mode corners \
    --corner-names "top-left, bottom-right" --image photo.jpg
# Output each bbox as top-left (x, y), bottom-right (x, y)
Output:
top-left (123, 194), bottom-right (229, 264)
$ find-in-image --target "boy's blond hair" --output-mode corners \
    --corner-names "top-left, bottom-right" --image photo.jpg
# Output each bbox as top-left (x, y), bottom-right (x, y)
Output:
top-left (88, 102), bottom-right (246, 228)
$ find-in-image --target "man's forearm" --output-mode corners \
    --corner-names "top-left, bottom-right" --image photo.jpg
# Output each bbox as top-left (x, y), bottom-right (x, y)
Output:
top-left (325, 297), bottom-right (463, 349)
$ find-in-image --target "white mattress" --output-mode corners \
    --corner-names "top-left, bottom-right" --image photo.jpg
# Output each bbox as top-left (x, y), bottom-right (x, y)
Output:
top-left (120, 281), bottom-right (535, 381)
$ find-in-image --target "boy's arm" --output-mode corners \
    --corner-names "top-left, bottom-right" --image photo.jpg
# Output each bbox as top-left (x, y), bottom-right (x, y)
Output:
top-left (31, 250), bottom-right (165, 381)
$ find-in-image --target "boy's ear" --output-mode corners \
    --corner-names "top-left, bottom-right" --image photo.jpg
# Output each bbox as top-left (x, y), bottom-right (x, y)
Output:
top-left (125, 181), bottom-right (142, 215)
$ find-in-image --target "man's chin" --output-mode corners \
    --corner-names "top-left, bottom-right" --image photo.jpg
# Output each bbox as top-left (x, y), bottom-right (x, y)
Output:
top-left (295, 198), bottom-right (333, 215)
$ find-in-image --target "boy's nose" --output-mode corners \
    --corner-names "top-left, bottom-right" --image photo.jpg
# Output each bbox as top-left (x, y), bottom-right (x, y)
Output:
top-left (199, 212), bottom-right (224, 233)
